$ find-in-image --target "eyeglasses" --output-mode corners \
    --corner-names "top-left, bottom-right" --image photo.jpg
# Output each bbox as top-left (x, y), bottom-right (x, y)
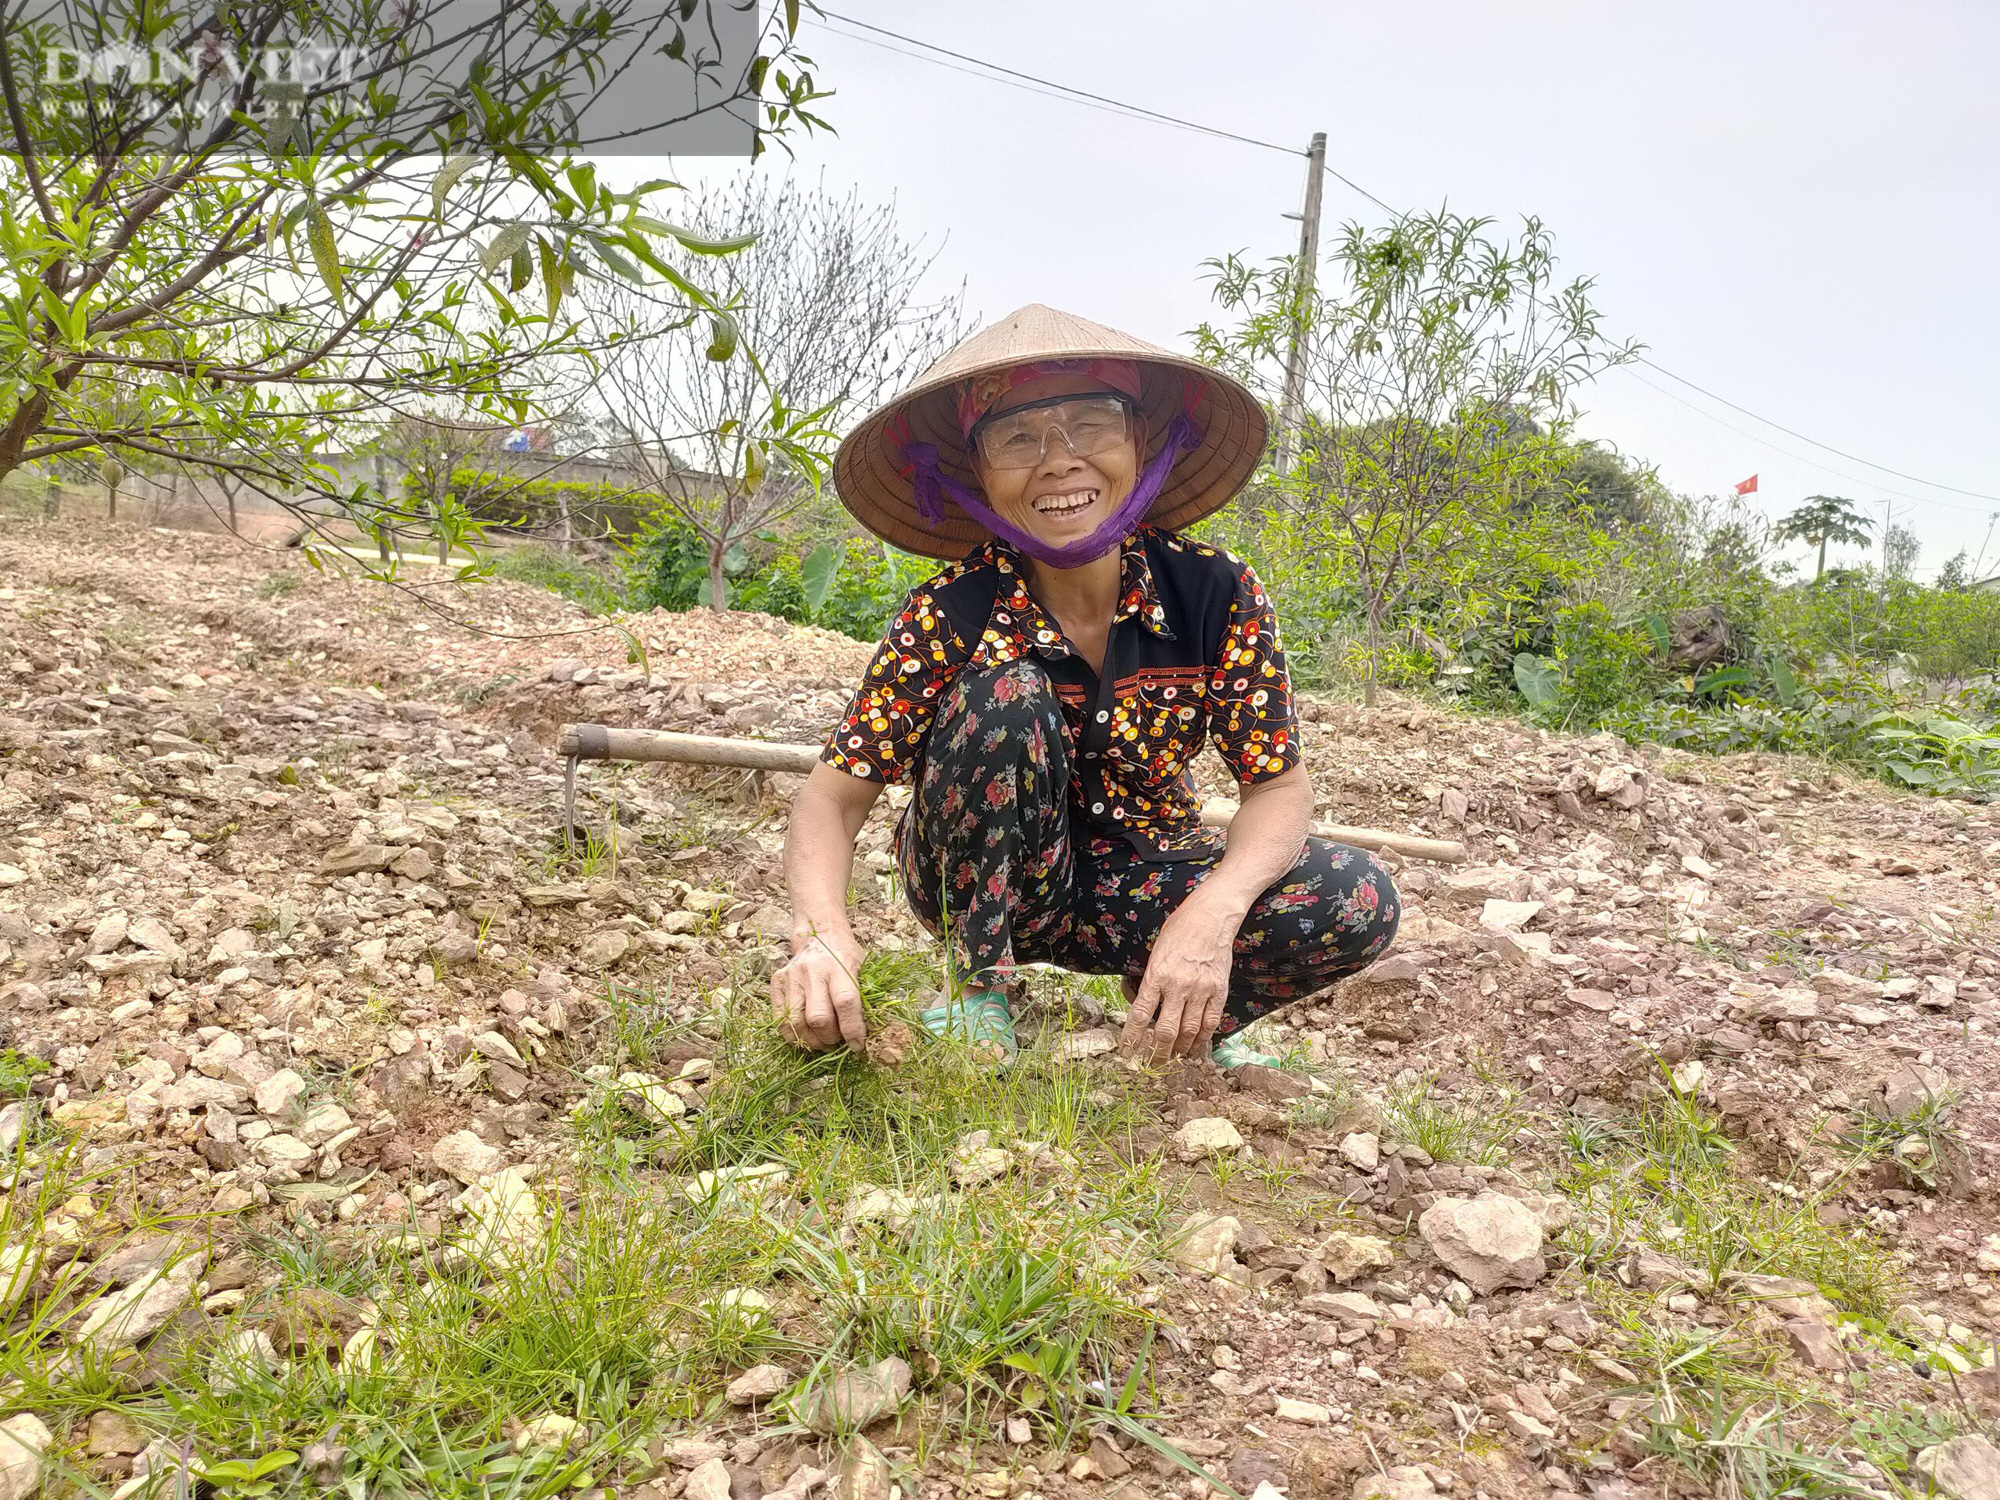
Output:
top-left (971, 394), bottom-right (1134, 470)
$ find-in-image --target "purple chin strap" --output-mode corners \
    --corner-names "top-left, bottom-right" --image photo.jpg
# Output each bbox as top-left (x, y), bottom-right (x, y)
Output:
top-left (900, 411), bottom-right (1203, 569)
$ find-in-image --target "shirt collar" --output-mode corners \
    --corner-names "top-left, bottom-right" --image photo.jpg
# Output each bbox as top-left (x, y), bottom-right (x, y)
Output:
top-left (984, 530), bottom-right (1175, 653)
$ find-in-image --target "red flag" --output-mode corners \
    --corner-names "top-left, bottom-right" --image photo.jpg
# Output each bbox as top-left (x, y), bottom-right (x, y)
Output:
top-left (1734, 474), bottom-right (1759, 496)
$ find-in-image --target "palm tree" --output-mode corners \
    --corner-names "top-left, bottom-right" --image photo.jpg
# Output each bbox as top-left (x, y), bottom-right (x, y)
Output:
top-left (1773, 494), bottom-right (1874, 581)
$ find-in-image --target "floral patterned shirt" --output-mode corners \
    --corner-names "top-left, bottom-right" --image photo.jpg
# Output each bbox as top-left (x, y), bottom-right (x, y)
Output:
top-left (822, 528), bottom-right (1300, 860)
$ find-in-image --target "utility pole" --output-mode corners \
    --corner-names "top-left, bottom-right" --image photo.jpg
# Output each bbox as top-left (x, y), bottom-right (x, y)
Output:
top-left (1273, 130), bottom-right (1327, 478)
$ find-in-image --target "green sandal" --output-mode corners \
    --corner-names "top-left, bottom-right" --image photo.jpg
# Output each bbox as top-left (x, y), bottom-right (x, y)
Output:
top-left (920, 989), bottom-right (1018, 1063)
top-left (1210, 1031), bottom-right (1283, 1072)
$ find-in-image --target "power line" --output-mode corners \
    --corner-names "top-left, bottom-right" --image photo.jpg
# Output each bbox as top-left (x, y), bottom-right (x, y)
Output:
top-left (1619, 366), bottom-right (1995, 517)
top-left (1633, 355), bottom-right (2000, 506)
top-left (815, 11), bottom-right (1301, 158)
top-left (815, 8), bottom-right (1996, 513)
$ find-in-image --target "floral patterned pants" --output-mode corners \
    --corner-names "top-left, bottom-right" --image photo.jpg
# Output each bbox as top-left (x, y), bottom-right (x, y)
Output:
top-left (894, 662), bottom-right (1402, 1037)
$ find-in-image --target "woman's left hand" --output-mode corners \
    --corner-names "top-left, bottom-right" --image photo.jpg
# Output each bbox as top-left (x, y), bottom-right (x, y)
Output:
top-left (1120, 884), bottom-right (1243, 1062)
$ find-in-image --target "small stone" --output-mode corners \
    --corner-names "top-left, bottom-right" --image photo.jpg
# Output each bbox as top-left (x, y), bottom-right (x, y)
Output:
top-left (952, 1133), bottom-right (1015, 1186)
top-left (1173, 1213), bottom-right (1242, 1277)
top-left (727, 1364), bottom-right (793, 1405)
top-left (85, 1409), bottom-right (147, 1457)
top-left (1173, 1116), bottom-right (1244, 1161)
top-left (1915, 1435), bottom-right (2000, 1500)
top-left (579, 929), bottom-right (631, 969)
top-left (1784, 1319), bottom-right (1845, 1372)
top-left (838, 1440), bottom-right (892, 1500)
top-left (1338, 1132), bottom-right (1380, 1171)
top-left (254, 1133), bottom-right (315, 1170)
top-left (297, 1103), bottom-right (352, 1148)
top-left (1479, 897), bottom-right (1544, 932)
top-left (254, 1068), bottom-right (306, 1117)
top-left (0, 1414), bottom-right (51, 1500)
top-left (1303, 1291), bottom-right (1385, 1326)
top-left (76, 1255), bottom-right (205, 1353)
top-left (1274, 1396), bottom-right (1332, 1425)
top-left (320, 843), bottom-right (393, 876)
top-left (1882, 1064), bottom-right (1949, 1122)
top-left (801, 1356), bottom-right (912, 1434)
top-left (686, 1458), bottom-right (734, 1500)
top-left (84, 913), bottom-right (128, 955)
top-left (1680, 852), bottom-right (1716, 880)
top-left (126, 916), bottom-right (182, 957)
top-left (389, 846), bottom-right (434, 881)
top-left (1319, 1230), bottom-right (1394, 1284)
top-left (431, 1128), bottom-right (504, 1183)
top-left (1418, 1193), bottom-right (1547, 1295)
top-left (516, 1414), bottom-right (580, 1452)
top-left (1352, 1465), bottom-right (1438, 1500)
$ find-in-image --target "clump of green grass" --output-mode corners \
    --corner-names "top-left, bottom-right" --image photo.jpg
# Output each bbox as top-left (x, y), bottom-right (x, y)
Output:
top-left (256, 571), bottom-right (304, 600)
top-left (1557, 1082), bottom-right (1895, 1319)
top-left (488, 543), bottom-right (625, 615)
top-left (1382, 1063), bottom-right (1527, 1165)
top-left (6, 954), bottom-right (1216, 1496)
top-left (1837, 1087), bottom-right (1965, 1192)
top-left (0, 1049), bottom-right (50, 1100)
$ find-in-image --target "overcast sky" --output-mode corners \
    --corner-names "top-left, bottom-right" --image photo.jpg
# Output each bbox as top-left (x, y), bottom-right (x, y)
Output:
top-left (638, 1), bottom-right (2000, 579)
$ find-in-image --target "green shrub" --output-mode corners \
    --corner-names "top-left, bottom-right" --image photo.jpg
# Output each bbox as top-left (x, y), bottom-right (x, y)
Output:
top-left (488, 543), bottom-right (626, 615)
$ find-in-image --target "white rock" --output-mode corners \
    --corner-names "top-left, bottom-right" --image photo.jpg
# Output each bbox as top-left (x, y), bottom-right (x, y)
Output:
top-left (0, 1413), bottom-right (51, 1500)
top-left (459, 1167), bottom-right (546, 1270)
top-left (1173, 1212), bottom-right (1242, 1276)
top-left (727, 1363), bottom-right (793, 1404)
top-left (76, 1254), bottom-right (204, 1353)
top-left (685, 1458), bottom-right (734, 1500)
top-left (1338, 1132), bottom-right (1380, 1172)
top-left (515, 1414), bottom-right (580, 1452)
top-left (296, 1103), bottom-right (352, 1148)
top-left (254, 1133), bottom-right (315, 1171)
top-left (126, 916), bottom-right (182, 958)
top-left (85, 913), bottom-right (128, 955)
top-left (1172, 1117), bottom-right (1244, 1162)
top-left (1417, 1193), bottom-right (1546, 1295)
top-left (254, 1068), bottom-right (307, 1117)
top-left (431, 1129), bottom-right (504, 1183)
top-left (1680, 852), bottom-right (1716, 880)
top-left (1352, 1466), bottom-right (1438, 1500)
top-left (1916, 1435), bottom-right (2000, 1500)
top-left (1479, 899), bottom-right (1543, 932)
top-left (1274, 1396), bottom-right (1332, 1424)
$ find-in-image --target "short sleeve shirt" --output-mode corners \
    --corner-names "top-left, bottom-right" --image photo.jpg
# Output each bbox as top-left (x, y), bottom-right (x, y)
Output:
top-left (821, 527), bottom-right (1300, 861)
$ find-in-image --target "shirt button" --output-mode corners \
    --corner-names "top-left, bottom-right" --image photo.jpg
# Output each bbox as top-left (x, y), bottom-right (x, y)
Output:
top-left (1091, 801), bottom-right (1105, 814)
top-left (1095, 710), bottom-right (1109, 722)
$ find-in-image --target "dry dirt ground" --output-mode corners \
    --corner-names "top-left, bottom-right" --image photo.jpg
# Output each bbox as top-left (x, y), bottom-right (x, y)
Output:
top-left (2, 516), bottom-right (1999, 1500)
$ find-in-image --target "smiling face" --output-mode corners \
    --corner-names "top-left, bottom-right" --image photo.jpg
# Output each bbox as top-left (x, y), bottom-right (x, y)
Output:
top-left (970, 372), bottom-right (1146, 559)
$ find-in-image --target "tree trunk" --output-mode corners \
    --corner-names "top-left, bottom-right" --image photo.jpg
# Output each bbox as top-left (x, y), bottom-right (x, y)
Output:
top-left (106, 480), bottom-right (117, 521)
top-left (1816, 536), bottom-right (1827, 581)
top-left (42, 473), bottom-right (59, 518)
top-left (1363, 599), bottom-right (1382, 708)
top-left (708, 540), bottom-right (729, 612)
top-left (224, 479), bottom-right (237, 534)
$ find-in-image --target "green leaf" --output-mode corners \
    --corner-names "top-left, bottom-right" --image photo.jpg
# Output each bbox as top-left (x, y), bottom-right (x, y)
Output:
top-left (306, 203), bottom-right (343, 306)
top-left (509, 243), bottom-right (533, 293)
top-left (1512, 652), bottom-right (1561, 708)
top-left (631, 215), bottom-right (757, 256)
top-left (705, 311), bottom-right (739, 362)
top-left (479, 223), bottom-right (533, 274)
top-left (431, 154), bottom-right (480, 219)
top-left (800, 542), bottom-right (840, 614)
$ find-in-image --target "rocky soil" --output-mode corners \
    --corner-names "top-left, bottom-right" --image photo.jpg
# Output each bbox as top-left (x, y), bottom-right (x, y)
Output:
top-left (2, 515), bottom-right (1998, 1500)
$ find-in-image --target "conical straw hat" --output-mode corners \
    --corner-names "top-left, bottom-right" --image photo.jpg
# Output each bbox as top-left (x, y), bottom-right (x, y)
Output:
top-left (834, 304), bottom-right (1268, 560)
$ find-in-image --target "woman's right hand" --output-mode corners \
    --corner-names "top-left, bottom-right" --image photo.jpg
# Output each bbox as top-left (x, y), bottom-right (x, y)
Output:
top-left (770, 928), bottom-right (868, 1051)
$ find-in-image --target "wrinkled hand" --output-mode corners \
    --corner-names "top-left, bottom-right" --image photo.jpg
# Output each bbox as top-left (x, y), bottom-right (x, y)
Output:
top-left (770, 929), bottom-right (866, 1051)
top-left (1119, 887), bottom-right (1242, 1063)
